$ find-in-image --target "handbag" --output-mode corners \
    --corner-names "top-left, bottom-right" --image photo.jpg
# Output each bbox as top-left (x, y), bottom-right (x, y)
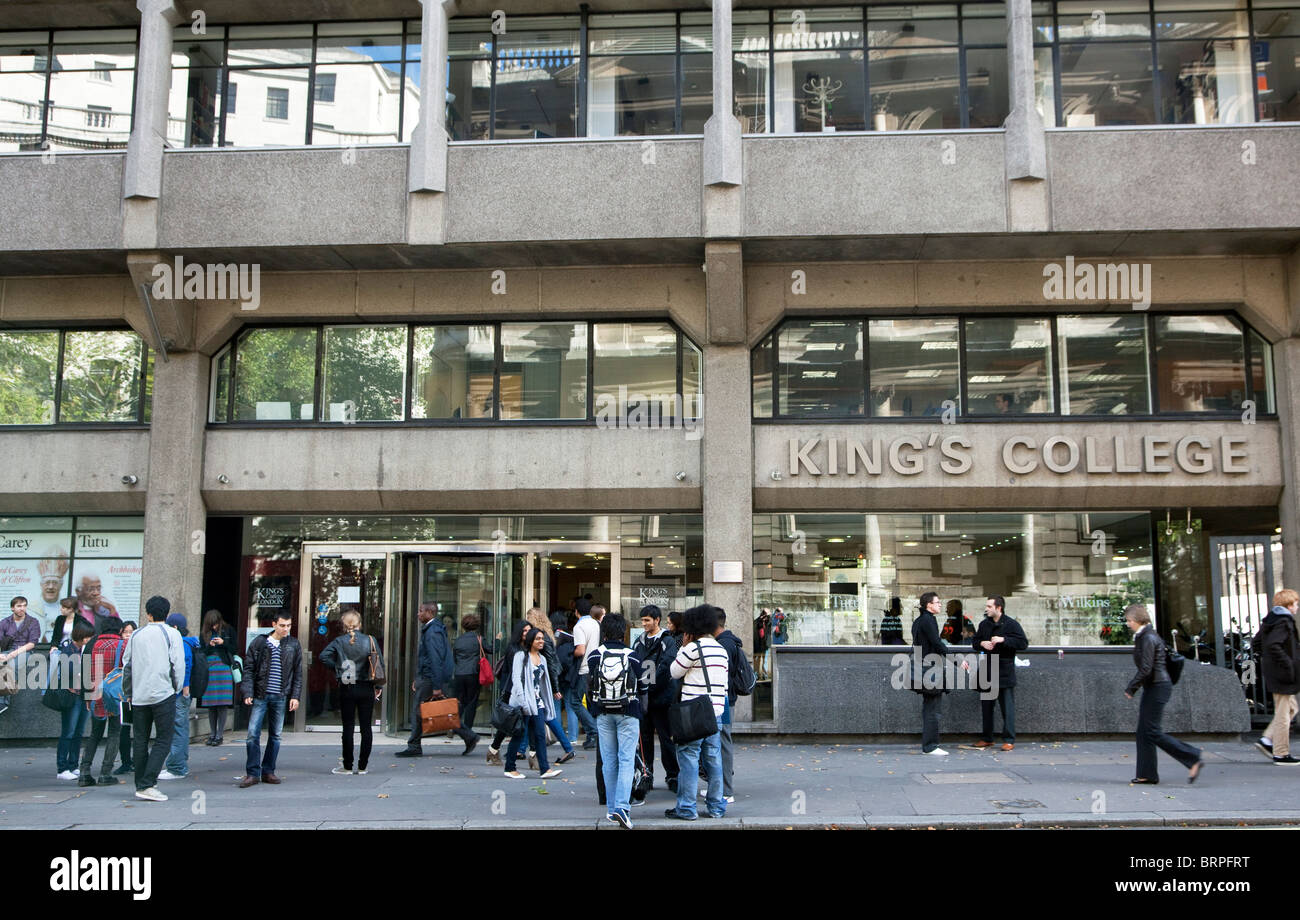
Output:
top-left (366, 635), bottom-right (387, 687)
top-left (420, 697), bottom-right (460, 734)
top-left (477, 636), bottom-right (495, 686)
top-left (490, 661), bottom-right (523, 734)
top-left (668, 641), bottom-right (720, 745)
top-left (41, 687), bottom-right (76, 713)
top-left (1166, 648), bottom-right (1186, 685)
top-left (631, 735), bottom-right (652, 802)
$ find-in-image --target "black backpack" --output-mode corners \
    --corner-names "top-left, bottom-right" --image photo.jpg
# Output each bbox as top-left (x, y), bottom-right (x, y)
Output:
top-left (730, 645), bottom-right (756, 697)
top-left (189, 639), bottom-right (209, 700)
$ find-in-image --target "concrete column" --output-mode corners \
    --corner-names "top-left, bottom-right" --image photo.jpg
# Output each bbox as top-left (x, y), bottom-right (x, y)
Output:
top-left (702, 241), bottom-right (752, 718)
top-left (1013, 512), bottom-right (1040, 595)
top-left (408, 0), bottom-right (456, 245)
top-left (140, 352), bottom-right (209, 632)
top-left (122, 0), bottom-right (182, 248)
top-left (1274, 337), bottom-right (1300, 587)
top-left (1003, 0), bottom-right (1049, 231)
top-left (703, 0), bottom-right (744, 237)
top-left (864, 513), bottom-right (884, 589)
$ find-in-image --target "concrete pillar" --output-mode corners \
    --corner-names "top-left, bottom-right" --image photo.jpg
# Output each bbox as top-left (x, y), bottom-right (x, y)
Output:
top-left (1003, 0), bottom-right (1049, 231)
top-left (1274, 338), bottom-right (1300, 587)
top-left (140, 352), bottom-right (209, 632)
top-left (703, 0), bottom-right (744, 237)
top-left (123, 0), bottom-right (183, 248)
top-left (864, 513), bottom-right (884, 589)
top-left (408, 0), bottom-right (455, 244)
top-left (702, 241), bottom-right (752, 718)
top-left (1014, 512), bottom-right (1039, 595)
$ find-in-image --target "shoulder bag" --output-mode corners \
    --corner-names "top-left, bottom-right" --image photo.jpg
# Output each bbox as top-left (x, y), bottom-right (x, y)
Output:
top-left (477, 635), bottom-right (495, 686)
top-left (668, 641), bottom-right (719, 745)
top-left (366, 634), bottom-right (387, 687)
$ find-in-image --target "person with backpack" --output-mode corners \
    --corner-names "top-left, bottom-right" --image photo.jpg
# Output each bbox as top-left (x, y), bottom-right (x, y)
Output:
top-left (112, 621), bottom-right (136, 776)
top-left (634, 605), bottom-right (679, 793)
top-left (77, 619), bottom-right (128, 785)
top-left (1255, 588), bottom-right (1300, 765)
top-left (666, 604), bottom-right (730, 821)
top-left (586, 613), bottom-right (643, 828)
top-left (570, 600), bottom-right (603, 750)
top-left (319, 609), bottom-right (385, 775)
top-left (51, 617), bottom-right (95, 780)
top-left (1124, 604), bottom-right (1202, 784)
top-left (159, 613), bottom-right (202, 781)
top-left (712, 610), bottom-right (754, 804)
top-left (199, 609), bottom-right (236, 746)
top-left (504, 626), bottom-right (563, 780)
top-left (122, 596), bottom-right (186, 801)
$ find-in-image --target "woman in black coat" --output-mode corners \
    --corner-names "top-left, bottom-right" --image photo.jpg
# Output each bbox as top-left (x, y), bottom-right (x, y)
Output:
top-left (1123, 604), bottom-right (1202, 784)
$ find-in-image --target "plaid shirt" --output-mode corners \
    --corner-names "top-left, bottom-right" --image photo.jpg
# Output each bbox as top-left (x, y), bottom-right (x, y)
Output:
top-left (88, 634), bottom-right (124, 719)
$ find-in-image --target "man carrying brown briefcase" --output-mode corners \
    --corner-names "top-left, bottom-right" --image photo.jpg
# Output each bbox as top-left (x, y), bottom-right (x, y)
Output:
top-left (396, 602), bottom-right (478, 758)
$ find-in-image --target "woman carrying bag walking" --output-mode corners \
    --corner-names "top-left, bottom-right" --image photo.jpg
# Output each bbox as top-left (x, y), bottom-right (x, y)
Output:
top-left (502, 626), bottom-right (563, 780)
top-left (319, 609), bottom-right (385, 776)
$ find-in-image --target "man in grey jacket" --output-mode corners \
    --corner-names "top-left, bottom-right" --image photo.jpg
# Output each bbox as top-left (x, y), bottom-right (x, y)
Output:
top-left (121, 595), bottom-right (185, 802)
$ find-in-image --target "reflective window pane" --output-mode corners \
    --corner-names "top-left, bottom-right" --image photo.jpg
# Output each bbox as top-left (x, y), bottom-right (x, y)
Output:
top-left (1058, 42), bottom-right (1157, 125)
top-left (1154, 2), bottom-right (1250, 38)
top-left (778, 320), bottom-right (864, 417)
top-left (1158, 38), bottom-right (1255, 123)
top-left (1035, 45), bottom-right (1058, 125)
top-left (0, 69), bottom-right (47, 151)
top-left (1153, 314), bottom-right (1246, 411)
top-left (322, 326), bottom-right (407, 422)
top-left (681, 54), bottom-right (712, 132)
top-left (1056, 1), bottom-right (1154, 40)
top-left (60, 331), bottom-right (143, 422)
top-left (964, 317), bottom-right (1053, 414)
top-left (492, 25), bottom-right (579, 138)
top-left (500, 322), bottom-right (587, 420)
top-left (47, 68), bottom-right (134, 150)
top-left (868, 319), bottom-right (960, 417)
top-left (680, 11), bottom-right (714, 53)
top-left (411, 325), bottom-right (495, 419)
top-left (1249, 328), bottom-right (1276, 414)
top-left (966, 46), bottom-right (1010, 126)
top-left (753, 334), bottom-right (774, 418)
top-left (316, 22), bottom-right (405, 63)
top-left (594, 322), bottom-right (680, 420)
top-left (167, 65), bottom-right (226, 147)
top-left (962, 5), bottom-right (1011, 44)
top-left (734, 51), bottom-right (770, 131)
top-left (310, 64), bottom-right (403, 143)
top-left (211, 348), bottom-right (231, 423)
top-left (234, 327), bottom-right (318, 421)
top-left (1254, 4), bottom-right (1300, 36)
top-left (870, 46), bottom-right (962, 129)
top-left (0, 330), bottom-right (58, 424)
top-left (1256, 36), bottom-right (1300, 121)
top-left (1057, 314), bottom-right (1151, 415)
top-left (447, 58), bottom-right (490, 139)
top-left (223, 69), bottom-right (309, 145)
top-left (683, 337), bottom-right (702, 421)
top-left (776, 49), bottom-right (866, 131)
top-left (588, 18), bottom-right (677, 54)
top-left (226, 25), bottom-right (314, 65)
top-left (587, 53), bottom-right (677, 136)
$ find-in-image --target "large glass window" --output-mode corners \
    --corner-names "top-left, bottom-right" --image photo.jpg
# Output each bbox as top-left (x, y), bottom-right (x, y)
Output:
top-left (0, 330), bottom-right (59, 424)
top-left (321, 325), bottom-right (408, 422)
top-left (778, 320), bottom-right (864, 417)
top-left (1248, 327), bottom-right (1275, 414)
top-left (411, 325), bottom-right (495, 419)
top-left (59, 330), bottom-right (147, 423)
top-left (446, 20), bottom-right (491, 140)
top-left (1153, 313), bottom-right (1247, 411)
top-left (868, 318), bottom-right (960, 417)
top-left (493, 17), bottom-right (580, 139)
top-left (774, 9), bottom-right (867, 132)
top-left (868, 4), bottom-right (965, 130)
top-left (1057, 314), bottom-right (1151, 414)
top-left (169, 20), bottom-right (419, 148)
top-left (753, 510), bottom-right (1155, 647)
top-left (588, 14), bottom-right (679, 136)
top-left (964, 317), bottom-right (1054, 414)
top-left (594, 322), bottom-right (681, 419)
top-left (500, 322), bottom-right (587, 419)
top-left (233, 327), bottom-right (318, 421)
top-left (1254, 1), bottom-right (1300, 121)
top-left (0, 29), bottom-right (137, 152)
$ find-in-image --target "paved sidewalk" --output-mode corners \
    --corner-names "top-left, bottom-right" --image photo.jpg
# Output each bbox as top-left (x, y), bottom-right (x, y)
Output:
top-left (2, 734), bottom-right (1296, 829)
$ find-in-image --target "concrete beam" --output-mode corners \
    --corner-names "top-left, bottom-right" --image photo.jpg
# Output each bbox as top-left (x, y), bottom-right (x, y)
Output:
top-left (123, 0), bottom-right (183, 201)
top-left (705, 242), bottom-right (745, 345)
top-left (125, 252), bottom-right (198, 353)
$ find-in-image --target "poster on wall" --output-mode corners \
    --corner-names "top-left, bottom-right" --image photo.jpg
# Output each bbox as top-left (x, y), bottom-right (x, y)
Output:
top-left (71, 559), bottom-right (143, 625)
top-left (249, 576), bottom-right (294, 625)
top-left (0, 534), bottom-right (72, 642)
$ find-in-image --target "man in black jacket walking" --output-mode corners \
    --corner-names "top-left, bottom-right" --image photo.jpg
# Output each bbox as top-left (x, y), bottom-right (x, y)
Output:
top-left (397, 602), bottom-right (476, 757)
top-left (971, 595), bottom-right (1029, 751)
top-left (1258, 588), bottom-right (1300, 765)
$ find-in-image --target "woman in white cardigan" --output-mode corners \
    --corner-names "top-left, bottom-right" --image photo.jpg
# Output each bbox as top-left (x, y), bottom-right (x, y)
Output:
top-left (504, 626), bottom-right (563, 779)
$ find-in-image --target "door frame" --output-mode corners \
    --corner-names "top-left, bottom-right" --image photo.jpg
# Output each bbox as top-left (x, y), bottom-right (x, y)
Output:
top-left (297, 540), bottom-right (621, 733)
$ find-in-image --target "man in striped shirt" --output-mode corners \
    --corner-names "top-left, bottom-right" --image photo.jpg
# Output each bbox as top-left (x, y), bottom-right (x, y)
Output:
top-left (665, 604), bottom-right (729, 821)
top-left (239, 614), bottom-right (303, 788)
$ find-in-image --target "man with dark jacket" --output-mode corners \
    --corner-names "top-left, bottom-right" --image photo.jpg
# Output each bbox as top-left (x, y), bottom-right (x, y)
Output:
top-left (713, 611), bottom-right (750, 803)
top-left (397, 602), bottom-right (477, 757)
top-left (971, 595), bottom-right (1029, 751)
top-left (912, 591), bottom-right (966, 756)
top-left (238, 613), bottom-right (303, 788)
top-left (633, 605), bottom-right (678, 792)
top-left (1258, 588), bottom-right (1300, 765)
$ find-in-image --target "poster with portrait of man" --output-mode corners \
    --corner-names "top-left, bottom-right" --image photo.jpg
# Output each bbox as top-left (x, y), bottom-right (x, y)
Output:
top-left (70, 560), bottom-right (142, 626)
top-left (0, 537), bottom-right (72, 642)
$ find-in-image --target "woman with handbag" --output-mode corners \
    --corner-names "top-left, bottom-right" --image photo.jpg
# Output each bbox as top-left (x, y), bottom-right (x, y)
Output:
top-left (525, 606), bottom-right (576, 766)
top-left (486, 620), bottom-right (529, 764)
top-left (318, 609), bottom-right (385, 776)
top-left (503, 626), bottom-right (563, 780)
top-left (452, 612), bottom-right (488, 735)
top-left (1124, 604), bottom-right (1202, 785)
top-left (199, 609), bottom-right (236, 745)
top-left (665, 604), bottom-right (729, 821)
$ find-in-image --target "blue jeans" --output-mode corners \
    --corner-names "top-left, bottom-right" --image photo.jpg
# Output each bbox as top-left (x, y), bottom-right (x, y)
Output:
top-left (506, 712), bottom-right (549, 773)
top-left (545, 711), bottom-right (574, 754)
top-left (597, 712), bottom-right (639, 815)
top-left (565, 684), bottom-right (597, 739)
top-left (674, 717), bottom-right (724, 818)
top-left (165, 693), bottom-right (191, 776)
top-left (245, 694), bottom-right (286, 778)
top-left (57, 703), bottom-right (88, 773)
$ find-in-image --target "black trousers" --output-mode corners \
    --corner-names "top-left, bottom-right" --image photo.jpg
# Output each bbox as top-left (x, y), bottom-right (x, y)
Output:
top-left (118, 710), bottom-right (132, 767)
top-left (640, 703), bottom-right (678, 780)
top-left (1135, 681), bottom-right (1200, 781)
top-left (132, 695), bottom-right (176, 791)
top-left (79, 714), bottom-right (121, 776)
top-left (980, 686), bottom-right (1016, 743)
top-left (406, 677), bottom-right (474, 749)
top-left (340, 682), bottom-right (375, 770)
top-left (921, 692), bottom-right (942, 752)
top-left (455, 674), bottom-right (481, 733)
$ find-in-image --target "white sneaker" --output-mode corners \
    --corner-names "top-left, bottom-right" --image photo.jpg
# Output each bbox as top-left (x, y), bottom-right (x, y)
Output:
top-left (925, 748), bottom-right (950, 756)
top-left (135, 786), bottom-right (167, 802)
top-left (357, 769), bottom-right (367, 775)
top-left (331, 766), bottom-right (353, 775)
top-left (56, 770), bottom-right (77, 781)
top-left (157, 770), bottom-right (183, 781)
top-left (724, 795), bottom-right (736, 804)
top-left (72, 768), bottom-right (80, 777)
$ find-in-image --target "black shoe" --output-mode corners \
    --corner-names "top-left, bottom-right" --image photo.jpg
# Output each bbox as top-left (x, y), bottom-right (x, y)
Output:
top-left (1130, 777), bottom-right (1159, 784)
top-left (663, 808), bottom-right (697, 821)
top-left (1255, 740), bottom-right (1274, 757)
top-left (1188, 761), bottom-right (1203, 784)
top-left (113, 763), bottom-right (133, 776)
top-left (97, 775), bottom-right (120, 786)
top-left (583, 738), bottom-right (598, 751)
top-left (666, 777), bottom-right (678, 793)
top-left (1273, 755), bottom-right (1300, 765)
top-left (462, 736), bottom-right (479, 757)
top-left (394, 748), bottom-right (422, 758)
top-left (556, 751), bottom-right (575, 764)
top-left (77, 774), bottom-right (95, 787)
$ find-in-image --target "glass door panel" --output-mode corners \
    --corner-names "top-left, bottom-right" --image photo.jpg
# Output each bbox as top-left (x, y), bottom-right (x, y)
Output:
top-left (300, 552), bottom-right (386, 731)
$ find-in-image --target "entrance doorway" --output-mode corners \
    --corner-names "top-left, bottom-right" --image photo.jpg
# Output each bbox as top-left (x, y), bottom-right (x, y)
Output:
top-left (296, 541), bottom-right (619, 733)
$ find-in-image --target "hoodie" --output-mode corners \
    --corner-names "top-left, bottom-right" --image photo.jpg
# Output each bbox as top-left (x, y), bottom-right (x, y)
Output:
top-left (716, 629), bottom-right (747, 705)
top-left (1259, 605), bottom-right (1300, 695)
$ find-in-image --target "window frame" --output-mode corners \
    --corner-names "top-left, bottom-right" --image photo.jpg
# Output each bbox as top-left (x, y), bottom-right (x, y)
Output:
top-left (0, 326), bottom-right (150, 429)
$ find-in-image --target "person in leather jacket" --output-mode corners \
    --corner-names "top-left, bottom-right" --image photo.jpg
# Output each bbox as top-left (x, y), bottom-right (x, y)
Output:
top-left (1123, 604), bottom-right (1202, 785)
